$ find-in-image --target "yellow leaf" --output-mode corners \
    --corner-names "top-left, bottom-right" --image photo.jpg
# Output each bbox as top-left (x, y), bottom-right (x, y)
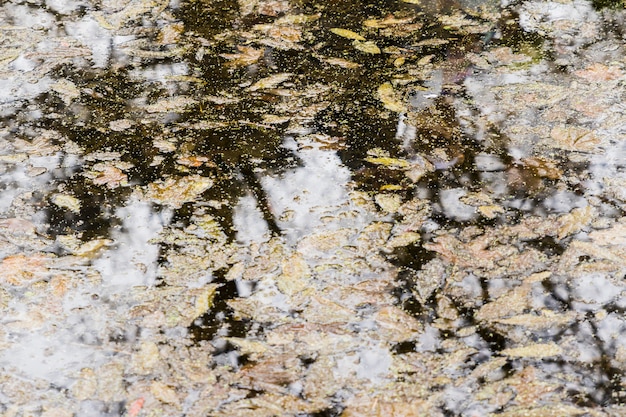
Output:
top-left (478, 205), bottom-right (504, 219)
top-left (330, 28), bottom-right (365, 41)
top-left (193, 284), bottom-right (218, 318)
top-left (556, 205), bottom-right (594, 240)
top-left (364, 16), bottom-right (415, 28)
top-left (248, 73), bottom-right (292, 91)
top-left (376, 82), bottom-right (406, 113)
top-left (353, 40), bottom-right (381, 54)
top-left (144, 175), bottom-right (213, 208)
top-left (502, 342), bottom-right (563, 358)
top-left (365, 156), bottom-right (411, 169)
top-left (51, 193), bottom-right (81, 213)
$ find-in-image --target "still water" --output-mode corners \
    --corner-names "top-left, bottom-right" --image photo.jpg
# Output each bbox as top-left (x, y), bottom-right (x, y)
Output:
top-left (1, 0), bottom-right (626, 415)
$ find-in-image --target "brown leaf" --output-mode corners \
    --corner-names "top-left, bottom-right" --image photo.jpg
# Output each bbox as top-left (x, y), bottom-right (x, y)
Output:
top-left (521, 156), bottom-right (562, 180)
top-left (144, 175), bottom-right (213, 208)
top-left (556, 206), bottom-right (594, 240)
top-left (92, 166), bottom-right (128, 189)
top-left (221, 45), bottom-right (264, 67)
top-left (0, 253), bottom-right (52, 286)
top-left (549, 125), bottom-right (600, 152)
top-left (574, 63), bottom-right (622, 82)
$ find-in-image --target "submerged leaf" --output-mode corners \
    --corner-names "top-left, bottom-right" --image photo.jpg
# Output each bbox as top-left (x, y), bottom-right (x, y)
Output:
top-left (376, 82), bottom-right (406, 113)
top-left (501, 343), bottom-right (563, 358)
top-left (248, 73), bottom-right (293, 91)
top-left (365, 156), bottom-right (411, 169)
top-left (144, 175), bottom-right (213, 208)
top-left (550, 125), bottom-right (600, 152)
top-left (330, 28), bottom-right (366, 41)
top-left (221, 45), bottom-right (264, 67)
top-left (51, 193), bottom-right (81, 213)
top-left (353, 40), bottom-right (381, 54)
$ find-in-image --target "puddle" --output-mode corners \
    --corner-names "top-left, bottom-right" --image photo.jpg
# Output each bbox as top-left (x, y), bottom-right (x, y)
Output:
top-left (1, 0), bottom-right (626, 415)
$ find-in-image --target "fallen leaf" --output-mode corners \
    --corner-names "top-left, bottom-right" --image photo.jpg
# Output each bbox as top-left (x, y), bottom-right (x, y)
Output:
top-left (0, 253), bottom-right (52, 286)
top-left (151, 381), bottom-right (179, 405)
top-left (92, 165), bottom-right (128, 189)
top-left (330, 28), bottom-right (366, 41)
top-left (146, 96), bottom-right (197, 113)
top-left (144, 175), bottom-right (213, 208)
top-left (364, 15), bottom-right (415, 28)
top-left (353, 40), bottom-right (381, 54)
top-left (220, 45), bottom-right (264, 67)
top-left (126, 397), bottom-right (145, 417)
top-left (549, 125), bottom-right (600, 152)
top-left (376, 82), bottom-right (406, 113)
top-left (478, 205), bottom-right (505, 219)
top-left (501, 342), bottom-right (563, 358)
top-left (323, 57), bottom-right (361, 68)
top-left (521, 156), bottom-right (562, 180)
top-left (574, 63), bottom-right (622, 82)
top-left (276, 253), bottom-right (311, 296)
top-left (248, 73), bottom-right (292, 91)
top-left (556, 205), bottom-right (594, 240)
top-left (51, 193), bottom-right (81, 213)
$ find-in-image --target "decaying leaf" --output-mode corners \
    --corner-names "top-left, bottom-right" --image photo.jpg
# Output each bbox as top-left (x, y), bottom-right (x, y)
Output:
top-left (109, 119), bottom-right (133, 131)
top-left (224, 337), bottom-right (269, 356)
top-left (549, 125), bottom-right (600, 152)
top-left (494, 310), bottom-right (577, 329)
top-left (475, 284), bottom-right (532, 322)
top-left (151, 381), bottom-right (180, 405)
top-left (145, 96), bottom-right (198, 113)
top-left (248, 73), bottom-right (293, 91)
top-left (193, 284), bottom-right (218, 319)
top-left (365, 149), bottom-right (411, 169)
top-left (132, 342), bottom-right (161, 374)
top-left (71, 368), bottom-right (97, 401)
top-left (322, 57), bottom-right (361, 68)
top-left (521, 156), bottom-right (562, 180)
top-left (51, 193), bottom-right (81, 213)
top-left (51, 80), bottom-right (80, 105)
top-left (92, 165), bottom-right (128, 189)
top-left (478, 205), bottom-right (505, 219)
top-left (373, 306), bottom-right (422, 342)
top-left (221, 45), bottom-right (264, 67)
top-left (364, 15), bottom-right (415, 28)
top-left (330, 28), bottom-right (366, 41)
top-left (491, 405), bottom-right (589, 417)
top-left (589, 221), bottom-right (626, 246)
top-left (375, 193), bottom-right (403, 213)
top-left (376, 82), bottom-right (406, 113)
top-left (556, 205), bottom-right (594, 240)
top-left (574, 63), bottom-right (622, 82)
top-left (0, 253), bottom-right (52, 286)
top-left (144, 175), bottom-right (213, 208)
top-left (353, 40), bottom-right (381, 54)
top-left (501, 342), bottom-right (563, 358)
top-left (275, 253), bottom-right (311, 296)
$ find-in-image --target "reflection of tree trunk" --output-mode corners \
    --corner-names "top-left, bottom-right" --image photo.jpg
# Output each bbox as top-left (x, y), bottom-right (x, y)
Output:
top-left (239, 160), bottom-right (281, 237)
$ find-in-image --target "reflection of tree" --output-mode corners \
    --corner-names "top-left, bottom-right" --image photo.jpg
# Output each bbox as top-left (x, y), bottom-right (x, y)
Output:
top-left (39, 0), bottom-right (535, 240)
top-left (43, 63), bottom-right (297, 240)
